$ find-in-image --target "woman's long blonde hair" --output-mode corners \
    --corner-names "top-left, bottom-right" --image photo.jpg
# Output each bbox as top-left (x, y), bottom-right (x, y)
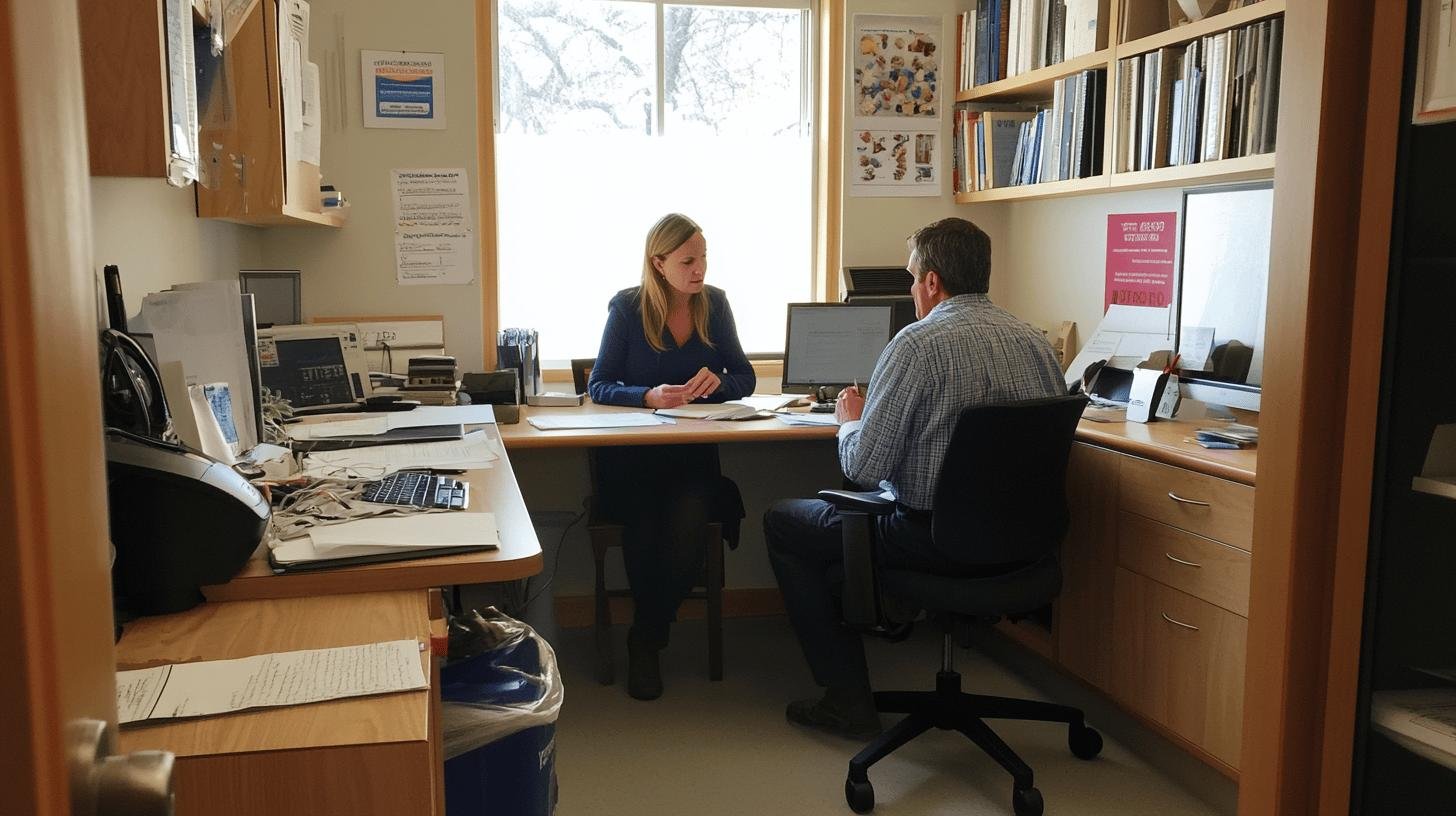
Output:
top-left (640, 213), bottom-right (713, 352)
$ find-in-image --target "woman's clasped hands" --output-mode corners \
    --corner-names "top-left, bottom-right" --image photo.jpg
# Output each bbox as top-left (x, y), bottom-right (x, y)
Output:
top-left (645, 366), bottom-right (722, 408)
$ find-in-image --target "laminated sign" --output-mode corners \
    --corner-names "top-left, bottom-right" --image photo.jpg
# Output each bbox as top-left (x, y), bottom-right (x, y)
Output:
top-left (1106, 212), bottom-right (1176, 311)
top-left (362, 50), bottom-right (445, 129)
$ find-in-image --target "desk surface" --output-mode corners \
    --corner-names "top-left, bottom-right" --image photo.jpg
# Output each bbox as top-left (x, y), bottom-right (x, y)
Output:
top-left (203, 423), bottom-right (542, 602)
top-left (500, 402), bottom-right (1257, 483)
top-left (1077, 412), bottom-right (1258, 485)
top-left (498, 402), bottom-right (839, 449)
top-left (116, 590), bottom-right (431, 757)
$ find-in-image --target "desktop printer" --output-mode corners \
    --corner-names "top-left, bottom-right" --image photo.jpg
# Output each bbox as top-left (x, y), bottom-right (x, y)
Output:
top-left (100, 328), bottom-right (269, 616)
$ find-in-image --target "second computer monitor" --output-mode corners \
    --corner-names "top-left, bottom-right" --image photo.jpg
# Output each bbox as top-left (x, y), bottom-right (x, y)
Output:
top-left (781, 303), bottom-right (895, 395)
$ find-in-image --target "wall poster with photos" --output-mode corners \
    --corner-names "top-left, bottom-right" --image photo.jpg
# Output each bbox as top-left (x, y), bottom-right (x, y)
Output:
top-left (850, 14), bottom-right (943, 197)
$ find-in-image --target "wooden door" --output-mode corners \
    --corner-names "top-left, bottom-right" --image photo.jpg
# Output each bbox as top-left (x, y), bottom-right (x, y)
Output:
top-left (0, 1), bottom-right (123, 813)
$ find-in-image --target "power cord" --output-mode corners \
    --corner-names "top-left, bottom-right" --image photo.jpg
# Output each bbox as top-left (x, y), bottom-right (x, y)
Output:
top-left (523, 500), bottom-right (589, 608)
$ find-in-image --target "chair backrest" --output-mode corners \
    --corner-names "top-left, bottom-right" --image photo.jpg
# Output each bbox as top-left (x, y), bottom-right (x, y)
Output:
top-left (931, 395), bottom-right (1088, 566)
top-left (571, 358), bottom-right (595, 396)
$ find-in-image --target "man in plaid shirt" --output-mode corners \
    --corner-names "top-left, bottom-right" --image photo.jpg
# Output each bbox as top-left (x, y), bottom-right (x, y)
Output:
top-left (766, 217), bottom-right (1066, 739)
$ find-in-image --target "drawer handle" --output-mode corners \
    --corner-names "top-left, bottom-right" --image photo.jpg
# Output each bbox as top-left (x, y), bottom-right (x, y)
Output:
top-left (1167, 491), bottom-right (1211, 507)
top-left (1165, 553), bottom-right (1203, 568)
top-left (1162, 612), bottom-right (1200, 631)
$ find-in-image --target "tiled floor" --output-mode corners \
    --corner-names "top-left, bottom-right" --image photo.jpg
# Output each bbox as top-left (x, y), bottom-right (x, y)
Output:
top-left (545, 616), bottom-right (1235, 815)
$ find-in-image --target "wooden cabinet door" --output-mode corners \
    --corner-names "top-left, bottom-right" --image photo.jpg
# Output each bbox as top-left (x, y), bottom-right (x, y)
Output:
top-left (1112, 568), bottom-right (1248, 769)
top-left (1055, 443), bottom-right (1122, 688)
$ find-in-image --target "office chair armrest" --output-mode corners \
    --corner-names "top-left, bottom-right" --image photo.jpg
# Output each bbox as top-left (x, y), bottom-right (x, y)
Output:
top-left (818, 490), bottom-right (892, 629)
top-left (816, 489), bottom-right (897, 515)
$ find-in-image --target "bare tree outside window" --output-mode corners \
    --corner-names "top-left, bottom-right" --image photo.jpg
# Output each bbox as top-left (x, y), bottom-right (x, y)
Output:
top-left (495, 0), bottom-right (813, 362)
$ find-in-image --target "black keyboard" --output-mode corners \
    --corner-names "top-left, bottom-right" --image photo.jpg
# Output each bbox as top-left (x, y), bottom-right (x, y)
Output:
top-left (361, 472), bottom-right (469, 510)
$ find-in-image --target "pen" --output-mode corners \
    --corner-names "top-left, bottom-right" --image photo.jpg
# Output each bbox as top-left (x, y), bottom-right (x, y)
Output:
top-left (853, 379), bottom-right (859, 394)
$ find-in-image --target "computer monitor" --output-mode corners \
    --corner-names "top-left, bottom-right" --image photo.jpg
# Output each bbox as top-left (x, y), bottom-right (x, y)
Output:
top-left (256, 324), bottom-right (372, 412)
top-left (1174, 182), bottom-right (1273, 412)
top-left (781, 303), bottom-right (896, 395)
top-left (239, 270), bottom-right (301, 327)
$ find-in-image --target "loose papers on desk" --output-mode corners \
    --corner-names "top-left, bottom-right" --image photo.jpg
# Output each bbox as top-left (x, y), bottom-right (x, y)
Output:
top-left (300, 430), bottom-right (498, 477)
top-left (1063, 304), bottom-right (1176, 389)
top-left (288, 405), bottom-right (498, 441)
top-left (117, 640), bottom-right (426, 725)
top-left (774, 411), bottom-right (840, 427)
top-left (269, 513), bottom-right (500, 568)
top-left (526, 413), bottom-right (677, 431)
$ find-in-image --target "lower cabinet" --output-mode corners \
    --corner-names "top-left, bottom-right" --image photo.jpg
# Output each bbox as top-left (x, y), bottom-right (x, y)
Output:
top-left (1051, 441), bottom-right (1254, 775)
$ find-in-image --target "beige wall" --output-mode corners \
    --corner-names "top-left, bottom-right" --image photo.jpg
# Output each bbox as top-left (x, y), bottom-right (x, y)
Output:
top-left (258, 0), bottom-right (485, 371)
top-left (997, 188), bottom-right (1185, 351)
top-left (89, 178), bottom-right (263, 306)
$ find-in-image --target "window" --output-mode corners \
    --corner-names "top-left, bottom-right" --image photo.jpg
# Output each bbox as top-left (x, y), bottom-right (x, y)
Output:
top-left (494, 0), bottom-right (814, 365)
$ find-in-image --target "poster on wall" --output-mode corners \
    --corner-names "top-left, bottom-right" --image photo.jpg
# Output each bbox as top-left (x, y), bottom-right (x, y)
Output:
top-left (849, 15), bottom-right (943, 198)
top-left (850, 129), bottom-right (940, 196)
top-left (1105, 212), bottom-right (1177, 311)
top-left (393, 168), bottom-right (475, 285)
top-left (851, 15), bottom-right (943, 119)
top-left (362, 50), bottom-right (446, 129)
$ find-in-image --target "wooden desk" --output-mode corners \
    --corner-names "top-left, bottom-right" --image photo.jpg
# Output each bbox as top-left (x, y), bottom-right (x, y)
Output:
top-left (116, 591), bottom-right (439, 816)
top-left (498, 403), bottom-right (839, 449)
top-left (1076, 412), bottom-right (1258, 485)
top-left (204, 423), bottom-right (543, 602)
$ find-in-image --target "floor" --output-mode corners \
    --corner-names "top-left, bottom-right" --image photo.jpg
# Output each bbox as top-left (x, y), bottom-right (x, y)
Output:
top-left (545, 616), bottom-right (1236, 816)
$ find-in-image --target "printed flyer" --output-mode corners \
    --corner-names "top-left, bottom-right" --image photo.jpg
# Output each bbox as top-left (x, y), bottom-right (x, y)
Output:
top-left (362, 50), bottom-right (445, 129)
top-left (1106, 212), bottom-right (1177, 310)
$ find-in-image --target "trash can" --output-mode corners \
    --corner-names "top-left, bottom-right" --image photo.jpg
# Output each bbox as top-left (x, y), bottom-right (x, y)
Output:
top-left (442, 608), bottom-right (564, 816)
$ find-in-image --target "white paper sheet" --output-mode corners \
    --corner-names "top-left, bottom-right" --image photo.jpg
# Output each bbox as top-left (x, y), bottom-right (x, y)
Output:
top-left (134, 281), bottom-right (258, 452)
top-left (392, 168), bottom-right (474, 285)
top-left (307, 513), bottom-right (498, 554)
top-left (527, 413), bottom-right (676, 431)
top-left (1064, 304), bottom-right (1176, 388)
top-left (300, 430), bottom-right (497, 477)
top-left (117, 640), bottom-right (426, 725)
top-left (301, 61), bottom-right (321, 165)
top-left (288, 416), bottom-right (391, 440)
top-left (774, 411), bottom-right (841, 427)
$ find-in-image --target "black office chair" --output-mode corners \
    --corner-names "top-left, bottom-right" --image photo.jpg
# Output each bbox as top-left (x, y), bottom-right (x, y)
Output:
top-left (571, 357), bottom-right (728, 685)
top-left (819, 394), bottom-right (1101, 816)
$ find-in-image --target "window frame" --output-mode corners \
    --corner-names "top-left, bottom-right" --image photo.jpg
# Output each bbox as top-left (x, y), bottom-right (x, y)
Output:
top-left (476, 0), bottom-right (842, 372)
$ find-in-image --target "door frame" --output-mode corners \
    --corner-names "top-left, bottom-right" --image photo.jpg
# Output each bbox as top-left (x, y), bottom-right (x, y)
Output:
top-left (0, 0), bottom-right (120, 813)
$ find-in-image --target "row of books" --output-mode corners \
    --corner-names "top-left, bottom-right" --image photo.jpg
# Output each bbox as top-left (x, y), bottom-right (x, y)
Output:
top-left (955, 0), bottom-right (1102, 91)
top-left (1115, 16), bottom-right (1282, 173)
top-left (952, 69), bottom-right (1106, 193)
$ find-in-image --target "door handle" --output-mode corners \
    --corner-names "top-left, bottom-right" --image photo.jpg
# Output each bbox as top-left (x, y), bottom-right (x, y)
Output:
top-left (1166, 491), bottom-right (1211, 507)
top-left (68, 719), bottom-right (175, 816)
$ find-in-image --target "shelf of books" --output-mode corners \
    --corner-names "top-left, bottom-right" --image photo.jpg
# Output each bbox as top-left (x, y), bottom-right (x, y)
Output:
top-left (952, 0), bottom-right (1283, 204)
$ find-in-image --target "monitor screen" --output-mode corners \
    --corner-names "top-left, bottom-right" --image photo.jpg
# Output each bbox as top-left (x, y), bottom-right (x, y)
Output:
top-left (782, 303), bottom-right (895, 394)
top-left (1175, 182), bottom-right (1273, 410)
top-left (258, 336), bottom-right (357, 409)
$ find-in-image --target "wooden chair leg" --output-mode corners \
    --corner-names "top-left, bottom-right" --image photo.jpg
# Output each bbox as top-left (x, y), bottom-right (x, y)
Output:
top-left (591, 534), bottom-right (615, 686)
top-left (705, 522), bottom-right (724, 681)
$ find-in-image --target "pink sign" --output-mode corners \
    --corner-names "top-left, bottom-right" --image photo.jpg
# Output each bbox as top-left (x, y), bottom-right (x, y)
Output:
top-left (1105, 212), bottom-right (1177, 311)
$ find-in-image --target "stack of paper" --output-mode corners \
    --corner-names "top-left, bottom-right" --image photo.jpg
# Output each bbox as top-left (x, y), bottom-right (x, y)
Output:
top-left (1371, 688), bottom-right (1456, 771)
top-left (117, 639), bottom-right (427, 725)
top-left (300, 430), bottom-right (498, 477)
top-left (775, 412), bottom-right (840, 427)
top-left (268, 512), bottom-right (500, 568)
top-left (527, 413), bottom-right (676, 431)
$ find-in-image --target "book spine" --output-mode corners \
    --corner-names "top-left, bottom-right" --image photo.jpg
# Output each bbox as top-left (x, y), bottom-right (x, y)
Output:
top-left (1262, 16), bottom-right (1282, 153)
top-left (997, 0), bottom-right (1011, 81)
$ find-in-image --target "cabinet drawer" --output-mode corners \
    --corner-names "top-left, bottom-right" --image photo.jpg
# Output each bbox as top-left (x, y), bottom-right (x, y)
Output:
top-left (1117, 512), bottom-right (1252, 617)
top-left (1119, 456), bottom-right (1254, 550)
top-left (1112, 568), bottom-right (1247, 769)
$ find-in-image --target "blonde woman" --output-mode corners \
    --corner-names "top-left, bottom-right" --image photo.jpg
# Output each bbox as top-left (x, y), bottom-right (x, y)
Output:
top-left (587, 213), bottom-right (753, 700)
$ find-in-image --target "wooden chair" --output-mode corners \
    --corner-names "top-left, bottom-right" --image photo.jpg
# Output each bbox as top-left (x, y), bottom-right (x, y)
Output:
top-left (572, 358), bottom-right (725, 685)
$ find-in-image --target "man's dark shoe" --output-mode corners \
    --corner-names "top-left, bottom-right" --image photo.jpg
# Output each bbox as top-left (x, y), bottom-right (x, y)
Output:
top-left (626, 633), bottom-right (663, 701)
top-left (786, 694), bottom-right (882, 739)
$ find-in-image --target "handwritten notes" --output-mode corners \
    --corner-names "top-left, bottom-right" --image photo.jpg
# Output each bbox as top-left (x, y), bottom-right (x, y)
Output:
top-left (116, 640), bottom-right (426, 725)
top-left (392, 169), bottom-right (475, 285)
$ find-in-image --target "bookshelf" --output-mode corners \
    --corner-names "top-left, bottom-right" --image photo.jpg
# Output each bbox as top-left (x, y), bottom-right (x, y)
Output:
top-left (953, 0), bottom-right (1285, 203)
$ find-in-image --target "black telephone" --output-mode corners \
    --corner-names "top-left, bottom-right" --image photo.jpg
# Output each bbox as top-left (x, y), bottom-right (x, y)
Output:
top-left (100, 328), bottom-right (175, 442)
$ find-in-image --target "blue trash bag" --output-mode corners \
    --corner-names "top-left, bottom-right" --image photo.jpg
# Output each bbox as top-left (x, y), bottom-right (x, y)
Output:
top-left (442, 609), bottom-right (563, 816)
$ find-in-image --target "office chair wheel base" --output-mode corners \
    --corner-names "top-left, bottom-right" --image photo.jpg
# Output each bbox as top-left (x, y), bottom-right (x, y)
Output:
top-left (1069, 723), bottom-right (1103, 760)
top-left (845, 778), bottom-right (874, 813)
top-left (1012, 786), bottom-right (1043, 816)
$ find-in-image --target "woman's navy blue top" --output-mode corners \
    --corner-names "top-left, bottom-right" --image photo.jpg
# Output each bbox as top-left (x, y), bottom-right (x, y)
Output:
top-left (588, 285), bottom-right (755, 407)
